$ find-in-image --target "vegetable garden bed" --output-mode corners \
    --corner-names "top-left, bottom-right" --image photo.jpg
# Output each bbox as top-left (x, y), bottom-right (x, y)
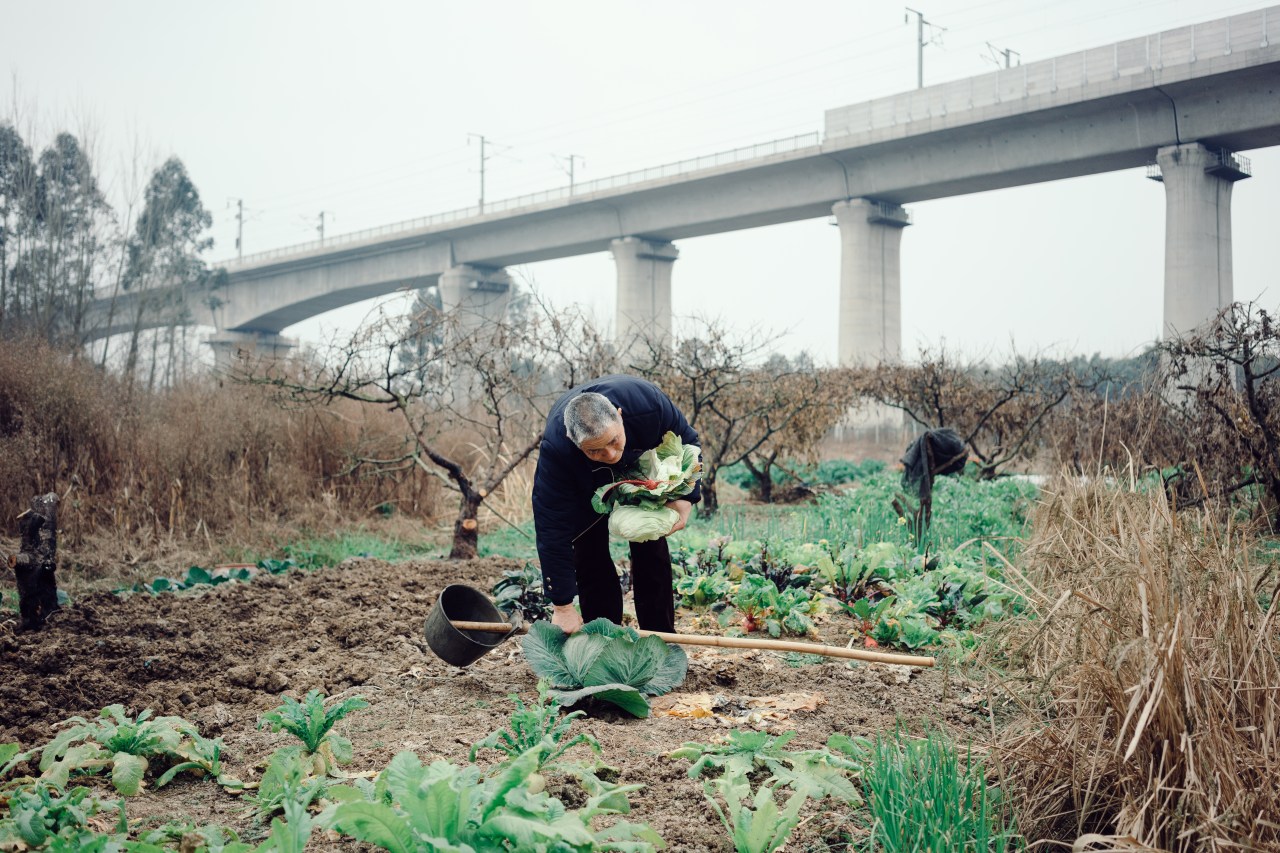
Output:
top-left (0, 555), bottom-right (987, 851)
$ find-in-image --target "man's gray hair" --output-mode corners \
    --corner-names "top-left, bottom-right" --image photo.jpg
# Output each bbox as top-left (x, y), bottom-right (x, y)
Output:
top-left (564, 392), bottom-right (620, 446)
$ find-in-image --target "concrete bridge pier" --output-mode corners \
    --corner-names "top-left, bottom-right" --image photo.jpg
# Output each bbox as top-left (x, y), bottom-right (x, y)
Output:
top-left (207, 330), bottom-right (296, 374)
top-left (1156, 142), bottom-right (1250, 339)
top-left (833, 198), bottom-right (911, 431)
top-left (438, 264), bottom-right (513, 335)
top-left (832, 198), bottom-right (911, 366)
top-left (611, 237), bottom-right (678, 347)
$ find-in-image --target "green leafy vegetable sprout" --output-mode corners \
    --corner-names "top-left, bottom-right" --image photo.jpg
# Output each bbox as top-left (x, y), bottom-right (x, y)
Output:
top-left (258, 690), bottom-right (368, 775)
top-left (134, 821), bottom-right (254, 852)
top-left (704, 772), bottom-right (808, 853)
top-left (1, 742), bottom-right (35, 791)
top-left (250, 745), bottom-right (331, 824)
top-left (491, 561), bottom-right (552, 623)
top-left (469, 681), bottom-right (600, 767)
top-left (743, 540), bottom-right (808, 591)
top-left (671, 729), bottom-right (862, 805)
top-left (806, 541), bottom-right (903, 604)
top-left (521, 618), bottom-right (688, 718)
top-left (38, 704), bottom-right (198, 796)
top-left (155, 729), bottom-right (245, 791)
top-left (732, 574), bottom-right (779, 634)
top-left (674, 730), bottom-right (865, 853)
top-left (0, 783), bottom-right (118, 851)
top-left (675, 570), bottom-right (732, 609)
top-left (324, 743), bottom-right (663, 852)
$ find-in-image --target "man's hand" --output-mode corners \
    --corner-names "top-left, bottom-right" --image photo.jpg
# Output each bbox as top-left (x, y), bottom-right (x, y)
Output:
top-left (552, 603), bottom-right (583, 634)
top-left (666, 499), bottom-right (693, 535)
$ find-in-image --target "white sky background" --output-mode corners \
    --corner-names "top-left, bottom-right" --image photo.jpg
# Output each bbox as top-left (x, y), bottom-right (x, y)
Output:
top-left (2, 0), bottom-right (1277, 364)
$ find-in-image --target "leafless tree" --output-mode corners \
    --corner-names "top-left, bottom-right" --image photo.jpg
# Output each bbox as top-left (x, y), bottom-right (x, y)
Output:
top-left (1160, 301), bottom-right (1280, 518)
top-left (852, 345), bottom-right (1085, 479)
top-left (248, 294), bottom-right (614, 558)
top-left (628, 322), bottom-right (856, 513)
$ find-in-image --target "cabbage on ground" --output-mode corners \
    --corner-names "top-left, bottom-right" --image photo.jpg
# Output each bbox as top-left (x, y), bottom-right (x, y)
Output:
top-left (521, 619), bottom-right (689, 717)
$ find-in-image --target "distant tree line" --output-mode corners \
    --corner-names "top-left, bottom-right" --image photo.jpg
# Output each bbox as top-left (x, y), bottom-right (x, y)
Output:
top-left (0, 119), bottom-right (222, 385)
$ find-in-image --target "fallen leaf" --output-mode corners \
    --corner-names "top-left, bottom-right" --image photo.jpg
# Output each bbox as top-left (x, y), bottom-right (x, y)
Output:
top-left (651, 693), bottom-right (719, 718)
top-left (746, 692), bottom-right (824, 713)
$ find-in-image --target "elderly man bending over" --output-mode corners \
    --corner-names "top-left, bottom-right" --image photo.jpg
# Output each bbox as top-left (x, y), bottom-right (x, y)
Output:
top-left (532, 374), bottom-right (700, 634)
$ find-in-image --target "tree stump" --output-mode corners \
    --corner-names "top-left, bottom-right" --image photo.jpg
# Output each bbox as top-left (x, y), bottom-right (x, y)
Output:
top-left (10, 493), bottom-right (60, 631)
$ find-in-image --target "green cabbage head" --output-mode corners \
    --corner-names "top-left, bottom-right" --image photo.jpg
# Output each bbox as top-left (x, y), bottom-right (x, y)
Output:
top-left (521, 619), bottom-right (688, 717)
top-left (608, 505), bottom-right (679, 542)
top-left (591, 431), bottom-right (702, 542)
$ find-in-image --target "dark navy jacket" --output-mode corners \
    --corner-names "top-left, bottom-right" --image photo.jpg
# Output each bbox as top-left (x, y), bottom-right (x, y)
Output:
top-left (532, 375), bottom-right (700, 605)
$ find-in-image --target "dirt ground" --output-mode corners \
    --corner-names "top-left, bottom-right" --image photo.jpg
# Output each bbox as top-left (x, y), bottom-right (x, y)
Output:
top-left (0, 557), bottom-right (986, 851)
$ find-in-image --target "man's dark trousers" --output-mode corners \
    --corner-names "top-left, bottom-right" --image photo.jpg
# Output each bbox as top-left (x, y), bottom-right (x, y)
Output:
top-left (572, 518), bottom-right (675, 633)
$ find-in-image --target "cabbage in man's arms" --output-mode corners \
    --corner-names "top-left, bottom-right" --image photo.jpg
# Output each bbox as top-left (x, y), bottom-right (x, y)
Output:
top-left (591, 431), bottom-right (701, 541)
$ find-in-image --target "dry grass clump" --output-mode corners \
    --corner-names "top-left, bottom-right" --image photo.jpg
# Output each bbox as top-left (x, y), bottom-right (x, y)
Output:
top-left (991, 476), bottom-right (1280, 851)
top-left (0, 337), bottom-right (440, 554)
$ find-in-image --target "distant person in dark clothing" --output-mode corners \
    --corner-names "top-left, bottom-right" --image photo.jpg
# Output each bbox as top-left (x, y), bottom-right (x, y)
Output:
top-left (532, 375), bottom-right (700, 634)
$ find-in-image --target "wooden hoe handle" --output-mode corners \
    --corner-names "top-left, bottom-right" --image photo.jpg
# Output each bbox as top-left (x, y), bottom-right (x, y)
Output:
top-left (449, 620), bottom-right (935, 668)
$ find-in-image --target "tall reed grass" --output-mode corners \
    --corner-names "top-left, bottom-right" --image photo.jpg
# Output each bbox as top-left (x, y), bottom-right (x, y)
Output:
top-left (992, 476), bottom-right (1280, 851)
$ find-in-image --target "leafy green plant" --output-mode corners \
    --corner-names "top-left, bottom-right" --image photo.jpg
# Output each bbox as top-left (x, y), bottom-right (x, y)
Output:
top-left (1, 743), bottom-right (34, 788)
top-left (491, 562), bottom-right (552, 623)
top-left (743, 540), bottom-right (809, 591)
top-left (469, 681), bottom-right (600, 768)
top-left (113, 565), bottom-right (255, 596)
top-left (871, 576), bottom-right (943, 649)
top-left (257, 797), bottom-right (315, 853)
top-left (256, 557), bottom-right (299, 575)
top-left (0, 783), bottom-right (138, 851)
top-left (521, 619), bottom-right (687, 718)
top-left (810, 541), bottom-right (907, 604)
top-left (155, 729), bottom-right (244, 791)
top-left (670, 729), bottom-right (862, 806)
top-left (675, 570), bottom-right (731, 608)
top-left (135, 821), bottom-right (256, 853)
top-left (38, 705), bottom-right (199, 796)
top-left (770, 587), bottom-right (821, 638)
top-left (703, 772), bottom-right (807, 853)
top-left (258, 690), bottom-right (368, 775)
top-left (859, 727), bottom-right (1022, 852)
top-left (927, 561), bottom-right (1020, 628)
top-left (324, 743), bottom-right (663, 852)
top-left (249, 746), bottom-right (330, 824)
top-left (731, 575), bottom-right (778, 634)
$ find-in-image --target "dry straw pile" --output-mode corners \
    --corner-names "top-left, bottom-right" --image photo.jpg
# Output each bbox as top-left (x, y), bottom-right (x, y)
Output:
top-left (993, 476), bottom-right (1279, 851)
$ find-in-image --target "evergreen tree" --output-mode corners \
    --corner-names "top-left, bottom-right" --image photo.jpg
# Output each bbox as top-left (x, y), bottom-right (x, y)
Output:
top-left (1, 130), bottom-right (108, 343)
top-left (121, 156), bottom-right (222, 382)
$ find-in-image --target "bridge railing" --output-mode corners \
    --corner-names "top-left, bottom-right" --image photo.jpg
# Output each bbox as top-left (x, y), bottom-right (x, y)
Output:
top-left (826, 6), bottom-right (1277, 137)
top-left (224, 131), bottom-right (821, 269)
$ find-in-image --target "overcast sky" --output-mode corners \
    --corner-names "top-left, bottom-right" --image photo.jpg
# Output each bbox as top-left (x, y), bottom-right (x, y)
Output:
top-left (3, 0), bottom-right (1276, 363)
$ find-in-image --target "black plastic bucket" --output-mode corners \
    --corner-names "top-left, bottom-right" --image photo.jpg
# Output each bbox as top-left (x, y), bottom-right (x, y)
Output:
top-left (424, 583), bottom-right (518, 667)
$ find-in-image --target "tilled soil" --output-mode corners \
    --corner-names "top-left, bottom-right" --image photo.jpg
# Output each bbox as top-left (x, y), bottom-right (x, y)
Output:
top-left (0, 557), bottom-right (985, 851)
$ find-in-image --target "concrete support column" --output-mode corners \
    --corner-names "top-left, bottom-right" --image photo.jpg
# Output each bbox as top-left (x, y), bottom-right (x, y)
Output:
top-left (206, 330), bottom-right (296, 374)
top-left (437, 264), bottom-right (513, 335)
top-left (1156, 142), bottom-right (1247, 338)
top-left (611, 237), bottom-right (677, 346)
top-left (832, 198), bottom-right (910, 366)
